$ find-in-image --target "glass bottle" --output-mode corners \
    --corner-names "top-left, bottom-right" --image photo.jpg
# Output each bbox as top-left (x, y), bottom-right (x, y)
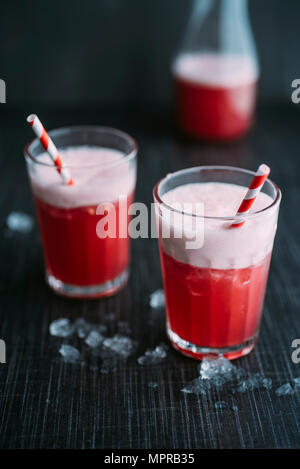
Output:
top-left (172, 0), bottom-right (259, 141)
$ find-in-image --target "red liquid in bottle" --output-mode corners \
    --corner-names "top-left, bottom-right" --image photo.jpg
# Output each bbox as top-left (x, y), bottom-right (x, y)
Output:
top-left (173, 53), bottom-right (258, 141)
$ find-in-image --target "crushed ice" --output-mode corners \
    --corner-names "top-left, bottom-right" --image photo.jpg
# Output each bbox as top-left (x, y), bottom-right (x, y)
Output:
top-left (50, 317), bottom-right (135, 367)
top-left (85, 330), bottom-right (104, 348)
top-left (293, 377), bottom-right (300, 389)
top-left (234, 374), bottom-right (272, 393)
top-left (200, 356), bottom-right (238, 380)
top-left (183, 356), bottom-right (300, 400)
top-left (103, 335), bottom-right (135, 359)
top-left (137, 344), bottom-right (168, 366)
top-left (181, 378), bottom-right (209, 396)
top-left (49, 318), bottom-right (74, 338)
top-left (6, 212), bottom-right (34, 233)
top-left (149, 289), bottom-right (165, 309)
top-left (181, 355), bottom-right (272, 396)
top-left (74, 318), bottom-right (93, 339)
top-left (59, 344), bottom-right (80, 363)
top-left (51, 317), bottom-right (300, 402)
top-left (275, 383), bottom-right (294, 396)
top-left (274, 377), bottom-right (300, 396)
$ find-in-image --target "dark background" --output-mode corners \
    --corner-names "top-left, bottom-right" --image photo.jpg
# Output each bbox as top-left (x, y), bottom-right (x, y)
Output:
top-left (1, 0), bottom-right (299, 110)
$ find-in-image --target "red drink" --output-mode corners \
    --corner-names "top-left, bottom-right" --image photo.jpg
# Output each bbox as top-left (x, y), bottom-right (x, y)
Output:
top-left (34, 194), bottom-right (133, 293)
top-left (25, 128), bottom-right (137, 298)
top-left (173, 54), bottom-right (258, 141)
top-left (154, 168), bottom-right (281, 360)
top-left (160, 250), bottom-right (271, 360)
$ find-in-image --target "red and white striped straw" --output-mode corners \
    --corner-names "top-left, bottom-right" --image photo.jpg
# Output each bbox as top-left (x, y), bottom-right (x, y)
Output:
top-left (231, 164), bottom-right (270, 228)
top-left (27, 114), bottom-right (74, 186)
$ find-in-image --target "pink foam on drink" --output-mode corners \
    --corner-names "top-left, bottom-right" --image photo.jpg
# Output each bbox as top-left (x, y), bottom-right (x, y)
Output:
top-left (160, 182), bottom-right (277, 270)
top-left (173, 53), bottom-right (258, 88)
top-left (28, 146), bottom-right (136, 208)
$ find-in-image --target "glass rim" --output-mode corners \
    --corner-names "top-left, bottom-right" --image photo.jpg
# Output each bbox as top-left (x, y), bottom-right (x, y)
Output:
top-left (153, 165), bottom-right (282, 221)
top-left (24, 125), bottom-right (138, 170)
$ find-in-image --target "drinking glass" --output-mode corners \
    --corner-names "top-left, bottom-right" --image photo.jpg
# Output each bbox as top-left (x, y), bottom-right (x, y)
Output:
top-left (25, 126), bottom-right (137, 298)
top-left (154, 166), bottom-right (281, 359)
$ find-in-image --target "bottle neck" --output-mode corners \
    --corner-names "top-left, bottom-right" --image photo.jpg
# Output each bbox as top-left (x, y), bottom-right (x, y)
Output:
top-left (222, 0), bottom-right (248, 16)
top-left (186, 0), bottom-right (255, 57)
top-left (193, 0), bottom-right (248, 18)
top-left (221, 0), bottom-right (250, 52)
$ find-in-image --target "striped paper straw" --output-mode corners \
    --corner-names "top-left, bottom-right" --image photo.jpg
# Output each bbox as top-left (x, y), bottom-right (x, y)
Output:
top-left (231, 164), bottom-right (270, 228)
top-left (27, 114), bottom-right (74, 185)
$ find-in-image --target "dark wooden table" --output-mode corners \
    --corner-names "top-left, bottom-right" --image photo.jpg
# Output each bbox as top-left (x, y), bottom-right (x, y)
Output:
top-left (0, 104), bottom-right (299, 449)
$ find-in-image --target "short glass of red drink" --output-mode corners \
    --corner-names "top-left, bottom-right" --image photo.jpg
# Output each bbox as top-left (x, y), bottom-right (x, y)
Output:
top-left (25, 126), bottom-right (137, 299)
top-left (154, 166), bottom-right (281, 360)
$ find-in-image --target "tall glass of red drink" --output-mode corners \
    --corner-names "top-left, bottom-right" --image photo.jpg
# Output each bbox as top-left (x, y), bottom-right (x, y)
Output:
top-left (154, 166), bottom-right (281, 360)
top-left (25, 126), bottom-right (137, 299)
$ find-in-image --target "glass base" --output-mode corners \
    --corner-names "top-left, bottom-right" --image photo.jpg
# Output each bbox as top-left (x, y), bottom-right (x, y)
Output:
top-left (167, 326), bottom-right (258, 361)
top-left (46, 268), bottom-right (129, 299)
